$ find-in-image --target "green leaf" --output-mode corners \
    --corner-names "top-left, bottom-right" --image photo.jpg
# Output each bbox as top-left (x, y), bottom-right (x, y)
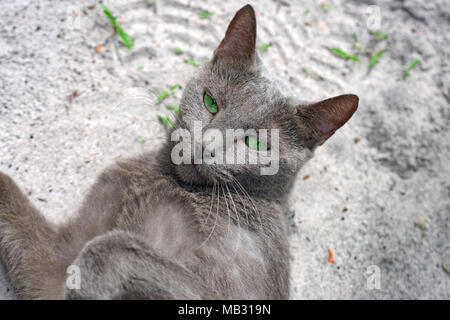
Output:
top-left (368, 49), bottom-right (387, 67)
top-left (373, 31), bottom-right (388, 39)
top-left (169, 83), bottom-right (180, 91)
top-left (136, 136), bottom-right (146, 143)
top-left (158, 115), bottom-right (174, 128)
top-left (157, 91), bottom-right (169, 102)
top-left (403, 58), bottom-right (420, 80)
top-left (116, 27), bottom-right (134, 49)
top-left (157, 83), bottom-right (181, 102)
top-left (166, 105), bottom-right (180, 115)
top-left (102, 5), bottom-right (134, 49)
top-left (198, 11), bottom-right (214, 19)
top-left (258, 43), bottom-right (273, 51)
top-left (175, 47), bottom-right (184, 54)
top-left (330, 48), bottom-right (360, 62)
top-left (304, 8), bottom-right (310, 15)
top-left (321, 3), bottom-right (331, 10)
top-left (184, 58), bottom-right (200, 67)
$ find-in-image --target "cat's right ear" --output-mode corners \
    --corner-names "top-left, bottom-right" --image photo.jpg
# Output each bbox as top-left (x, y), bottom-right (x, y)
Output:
top-left (213, 5), bottom-right (257, 68)
top-left (294, 94), bottom-right (359, 150)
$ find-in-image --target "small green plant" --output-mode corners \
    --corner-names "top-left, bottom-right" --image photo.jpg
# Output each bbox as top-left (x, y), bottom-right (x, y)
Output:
top-left (184, 58), bottom-right (200, 67)
top-left (136, 136), bottom-right (146, 144)
top-left (321, 3), bottom-right (331, 10)
top-left (169, 83), bottom-right (180, 91)
top-left (198, 11), bottom-right (214, 19)
top-left (157, 83), bottom-right (181, 102)
top-left (158, 115), bottom-right (174, 128)
top-left (175, 47), bottom-right (184, 55)
top-left (166, 105), bottom-right (180, 115)
top-left (403, 59), bottom-right (420, 80)
top-left (157, 91), bottom-right (169, 102)
top-left (369, 49), bottom-right (387, 67)
top-left (258, 43), bottom-right (273, 51)
top-left (102, 5), bottom-right (134, 49)
top-left (330, 48), bottom-right (360, 62)
top-left (373, 31), bottom-right (388, 39)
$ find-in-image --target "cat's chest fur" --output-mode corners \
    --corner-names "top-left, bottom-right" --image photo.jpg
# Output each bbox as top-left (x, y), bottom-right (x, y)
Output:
top-left (115, 174), bottom-right (275, 298)
top-left (140, 195), bottom-right (267, 270)
top-left (152, 185), bottom-right (264, 254)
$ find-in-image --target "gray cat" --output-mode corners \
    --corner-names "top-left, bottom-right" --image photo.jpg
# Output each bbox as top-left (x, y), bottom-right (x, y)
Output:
top-left (0, 5), bottom-right (358, 299)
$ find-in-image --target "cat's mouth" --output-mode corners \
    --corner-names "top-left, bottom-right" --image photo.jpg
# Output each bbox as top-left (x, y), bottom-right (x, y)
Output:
top-left (197, 164), bottom-right (234, 183)
top-left (175, 163), bottom-right (232, 185)
top-left (174, 163), bottom-right (208, 185)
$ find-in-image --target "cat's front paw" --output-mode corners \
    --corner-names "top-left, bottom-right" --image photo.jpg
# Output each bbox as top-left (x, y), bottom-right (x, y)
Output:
top-left (64, 231), bottom-right (145, 299)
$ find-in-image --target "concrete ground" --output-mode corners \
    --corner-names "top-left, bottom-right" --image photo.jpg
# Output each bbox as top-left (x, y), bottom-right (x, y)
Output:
top-left (0, 0), bottom-right (448, 299)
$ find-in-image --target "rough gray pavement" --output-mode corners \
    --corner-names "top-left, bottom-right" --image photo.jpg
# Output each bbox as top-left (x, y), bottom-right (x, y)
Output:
top-left (0, 0), bottom-right (449, 299)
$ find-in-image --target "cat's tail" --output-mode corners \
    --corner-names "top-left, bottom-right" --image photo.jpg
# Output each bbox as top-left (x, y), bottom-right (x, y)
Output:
top-left (0, 171), bottom-right (68, 299)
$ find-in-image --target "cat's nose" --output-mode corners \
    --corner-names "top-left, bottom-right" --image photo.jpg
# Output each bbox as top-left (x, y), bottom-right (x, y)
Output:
top-left (192, 141), bottom-right (215, 161)
top-left (202, 144), bottom-right (215, 159)
top-left (201, 128), bottom-right (222, 160)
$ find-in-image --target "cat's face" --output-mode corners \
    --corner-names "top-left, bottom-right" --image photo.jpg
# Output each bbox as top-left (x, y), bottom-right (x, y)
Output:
top-left (168, 5), bottom-right (358, 194)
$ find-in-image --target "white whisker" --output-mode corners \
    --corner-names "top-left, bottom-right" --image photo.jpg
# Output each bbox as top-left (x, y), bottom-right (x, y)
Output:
top-left (195, 182), bottom-right (219, 249)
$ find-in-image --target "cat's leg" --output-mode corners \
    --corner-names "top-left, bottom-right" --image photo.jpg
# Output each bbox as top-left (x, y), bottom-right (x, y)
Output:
top-left (0, 172), bottom-right (67, 299)
top-left (54, 166), bottom-right (126, 266)
top-left (0, 165), bottom-right (134, 299)
top-left (65, 230), bottom-right (211, 300)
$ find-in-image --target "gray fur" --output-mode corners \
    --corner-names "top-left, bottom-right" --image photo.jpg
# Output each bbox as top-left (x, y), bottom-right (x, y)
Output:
top-left (0, 5), bottom-right (357, 299)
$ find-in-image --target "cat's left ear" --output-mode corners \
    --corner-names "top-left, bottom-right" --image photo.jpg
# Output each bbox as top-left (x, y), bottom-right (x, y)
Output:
top-left (213, 5), bottom-right (257, 68)
top-left (295, 94), bottom-right (359, 149)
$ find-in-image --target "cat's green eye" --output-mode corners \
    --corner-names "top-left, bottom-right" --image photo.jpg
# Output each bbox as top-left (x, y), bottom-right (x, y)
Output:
top-left (204, 93), bottom-right (218, 114)
top-left (245, 136), bottom-right (269, 151)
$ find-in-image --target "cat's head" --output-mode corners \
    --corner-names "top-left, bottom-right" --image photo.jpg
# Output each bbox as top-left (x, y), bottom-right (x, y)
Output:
top-left (169, 5), bottom-right (358, 196)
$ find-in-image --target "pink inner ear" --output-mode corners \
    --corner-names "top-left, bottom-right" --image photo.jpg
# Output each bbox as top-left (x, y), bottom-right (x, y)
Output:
top-left (214, 5), bottom-right (256, 65)
top-left (299, 94), bottom-right (359, 148)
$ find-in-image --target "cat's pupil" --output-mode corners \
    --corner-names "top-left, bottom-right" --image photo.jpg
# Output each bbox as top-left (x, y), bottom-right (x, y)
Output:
top-left (204, 93), bottom-right (218, 114)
